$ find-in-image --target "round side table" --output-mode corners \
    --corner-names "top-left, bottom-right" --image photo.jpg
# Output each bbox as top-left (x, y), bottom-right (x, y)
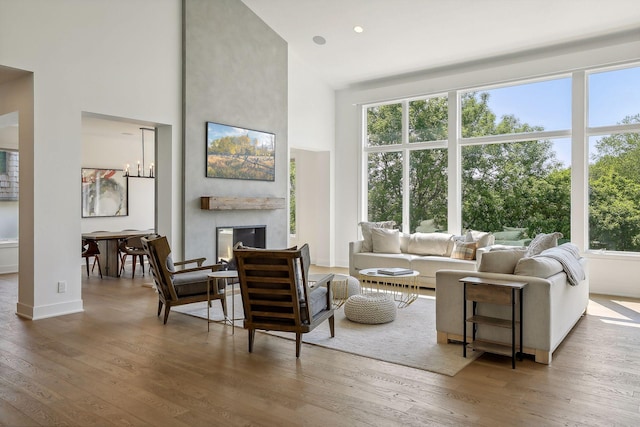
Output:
top-left (208, 270), bottom-right (239, 333)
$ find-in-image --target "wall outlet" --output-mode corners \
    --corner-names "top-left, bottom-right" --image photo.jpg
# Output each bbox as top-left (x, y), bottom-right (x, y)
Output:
top-left (57, 281), bottom-right (67, 293)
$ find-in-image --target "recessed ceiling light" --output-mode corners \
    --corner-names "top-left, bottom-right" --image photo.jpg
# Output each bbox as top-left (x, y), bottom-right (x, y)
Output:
top-left (353, 25), bottom-right (364, 33)
top-left (312, 35), bottom-right (326, 45)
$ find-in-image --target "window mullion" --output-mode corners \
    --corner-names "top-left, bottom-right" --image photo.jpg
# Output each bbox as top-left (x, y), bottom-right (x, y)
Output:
top-left (402, 100), bottom-right (410, 234)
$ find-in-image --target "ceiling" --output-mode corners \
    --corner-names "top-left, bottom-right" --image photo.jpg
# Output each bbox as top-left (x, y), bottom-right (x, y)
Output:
top-left (241, 0), bottom-right (640, 89)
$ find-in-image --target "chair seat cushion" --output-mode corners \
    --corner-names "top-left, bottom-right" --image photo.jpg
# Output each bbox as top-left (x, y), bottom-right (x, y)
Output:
top-left (172, 270), bottom-right (219, 297)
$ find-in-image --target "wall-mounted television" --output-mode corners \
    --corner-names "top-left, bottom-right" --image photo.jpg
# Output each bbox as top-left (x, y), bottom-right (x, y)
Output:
top-left (206, 121), bottom-right (275, 181)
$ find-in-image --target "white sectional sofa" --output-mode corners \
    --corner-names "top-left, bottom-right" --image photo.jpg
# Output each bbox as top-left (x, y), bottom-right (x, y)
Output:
top-left (435, 244), bottom-right (589, 364)
top-left (349, 229), bottom-right (494, 288)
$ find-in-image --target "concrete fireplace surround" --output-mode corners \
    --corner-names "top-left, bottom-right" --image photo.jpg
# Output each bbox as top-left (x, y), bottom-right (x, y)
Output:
top-left (183, 0), bottom-right (289, 265)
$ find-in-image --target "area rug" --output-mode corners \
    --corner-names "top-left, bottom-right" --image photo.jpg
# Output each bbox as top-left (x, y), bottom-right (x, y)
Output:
top-left (173, 294), bottom-right (481, 376)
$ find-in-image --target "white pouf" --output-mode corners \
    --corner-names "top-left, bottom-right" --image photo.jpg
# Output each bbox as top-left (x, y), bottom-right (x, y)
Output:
top-left (332, 275), bottom-right (361, 300)
top-left (344, 292), bottom-right (397, 324)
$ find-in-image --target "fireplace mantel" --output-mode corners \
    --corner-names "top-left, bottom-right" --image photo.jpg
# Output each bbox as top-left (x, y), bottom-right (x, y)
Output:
top-left (200, 196), bottom-right (285, 211)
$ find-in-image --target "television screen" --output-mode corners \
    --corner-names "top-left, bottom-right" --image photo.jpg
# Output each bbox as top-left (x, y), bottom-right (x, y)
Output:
top-left (206, 121), bottom-right (275, 181)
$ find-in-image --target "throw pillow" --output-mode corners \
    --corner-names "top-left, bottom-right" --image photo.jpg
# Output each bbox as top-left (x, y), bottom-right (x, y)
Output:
top-left (525, 232), bottom-right (563, 257)
top-left (465, 230), bottom-right (495, 249)
top-left (450, 240), bottom-right (477, 260)
top-left (493, 230), bottom-right (524, 241)
top-left (478, 249), bottom-right (526, 274)
top-left (371, 228), bottom-right (401, 253)
top-left (359, 221), bottom-right (396, 252)
top-left (514, 256), bottom-right (564, 278)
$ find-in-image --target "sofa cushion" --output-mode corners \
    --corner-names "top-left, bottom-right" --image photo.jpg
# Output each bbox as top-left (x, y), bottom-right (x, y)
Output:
top-left (408, 232), bottom-right (454, 256)
top-left (399, 232), bottom-right (410, 253)
top-left (478, 249), bottom-right (526, 274)
top-left (411, 256), bottom-right (477, 278)
top-left (359, 221), bottom-right (396, 252)
top-left (525, 232), bottom-right (563, 257)
top-left (514, 256), bottom-right (564, 278)
top-left (450, 240), bottom-right (476, 260)
top-left (371, 228), bottom-right (401, 253)
top-left (353, 252), bottom-right (413, 272)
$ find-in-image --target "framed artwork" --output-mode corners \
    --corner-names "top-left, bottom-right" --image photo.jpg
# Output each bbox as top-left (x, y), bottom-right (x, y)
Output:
top-left (206, 121), bottom-right (275, 181)
top-left (81, 168), bottom-right (128, 217)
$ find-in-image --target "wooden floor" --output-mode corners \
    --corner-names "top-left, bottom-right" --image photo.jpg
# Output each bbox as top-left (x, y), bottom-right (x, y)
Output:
top-left (1, 270), bottom-right (640, 426)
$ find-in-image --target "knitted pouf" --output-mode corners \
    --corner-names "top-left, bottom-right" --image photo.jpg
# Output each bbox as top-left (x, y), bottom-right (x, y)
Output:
top-left (332, 275), bottom-right (362, 300)
top-left (344, 292), bottom-right (397, 324)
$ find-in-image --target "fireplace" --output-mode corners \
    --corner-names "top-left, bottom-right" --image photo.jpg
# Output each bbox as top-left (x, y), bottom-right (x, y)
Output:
top-left (216, 225), bottom-right (266, 262)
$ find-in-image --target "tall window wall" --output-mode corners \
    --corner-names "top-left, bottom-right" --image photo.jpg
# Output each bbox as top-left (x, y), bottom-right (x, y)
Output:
top-left (588, 66), bottom-right (640, 251)
top-left (366, 97), bottom-right (448, 232)
top-left (363, 63), bottom-right (640, 253)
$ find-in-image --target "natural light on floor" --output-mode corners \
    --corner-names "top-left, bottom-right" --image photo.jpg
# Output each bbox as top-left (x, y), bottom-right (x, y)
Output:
top-left (588, 297), bottom-right (640, 328)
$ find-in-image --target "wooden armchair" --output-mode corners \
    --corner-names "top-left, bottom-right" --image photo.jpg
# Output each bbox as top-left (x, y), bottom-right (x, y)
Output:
top-left (141, 235), bottom-right (225, 324)
top-left (234, 244), bottom-right (334, 357)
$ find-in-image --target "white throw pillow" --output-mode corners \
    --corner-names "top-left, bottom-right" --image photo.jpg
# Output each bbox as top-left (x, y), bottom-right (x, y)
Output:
top-left (525, 232), bottom-right (563, 257)
top-left (371, 228), bottom-right (401, 254)
top-left (359, 221), bottom-right (396, 252)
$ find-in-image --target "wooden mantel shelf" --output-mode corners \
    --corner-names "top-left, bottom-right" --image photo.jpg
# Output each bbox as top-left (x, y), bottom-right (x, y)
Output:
top-left (200, 196), bottom-right (285, 211)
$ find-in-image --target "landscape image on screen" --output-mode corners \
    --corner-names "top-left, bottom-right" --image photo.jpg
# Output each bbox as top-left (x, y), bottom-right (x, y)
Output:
top-left (206, 122), bottom-right (275, 181)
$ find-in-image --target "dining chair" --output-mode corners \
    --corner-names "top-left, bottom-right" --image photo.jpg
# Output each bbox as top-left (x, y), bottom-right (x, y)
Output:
top-left (82, 239), bottom-right (103, 278)
top-left (119, 235), bottom-right (147, 278)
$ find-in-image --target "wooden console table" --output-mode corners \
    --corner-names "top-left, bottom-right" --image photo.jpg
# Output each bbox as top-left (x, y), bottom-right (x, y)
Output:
top-left (460, 276), bottom-right (527, 369)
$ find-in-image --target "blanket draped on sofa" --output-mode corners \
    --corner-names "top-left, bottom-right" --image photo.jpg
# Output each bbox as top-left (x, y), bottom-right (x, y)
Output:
top-left (535, 243), bottom-right (585, 286)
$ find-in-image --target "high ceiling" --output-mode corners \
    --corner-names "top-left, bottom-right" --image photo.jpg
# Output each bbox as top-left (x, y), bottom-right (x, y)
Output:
top-left (241, 0), bottom-right (640, 89)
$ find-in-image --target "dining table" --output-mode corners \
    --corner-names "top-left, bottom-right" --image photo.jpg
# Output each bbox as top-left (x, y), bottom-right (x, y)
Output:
top-left (82, 229), bottom-right (156, 277)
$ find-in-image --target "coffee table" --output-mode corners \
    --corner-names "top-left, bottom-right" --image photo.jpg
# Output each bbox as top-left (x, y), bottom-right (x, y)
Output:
top-left (358, 268), bottom-right (420, 308)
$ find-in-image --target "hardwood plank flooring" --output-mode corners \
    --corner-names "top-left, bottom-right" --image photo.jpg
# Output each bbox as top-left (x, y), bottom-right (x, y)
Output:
top-left (1, 271), bottom-right (640, 426)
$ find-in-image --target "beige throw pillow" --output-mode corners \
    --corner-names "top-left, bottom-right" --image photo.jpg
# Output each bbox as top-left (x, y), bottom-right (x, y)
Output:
top-left (514, 256), bottom-right (564, 278)
top-left (478, 249), bottom-right (526, 274)
top-left (465, 230), bottom-right (495, 249)
top-left (525, 232), bottom-right (563, 257)
top-left (359, 220), bottom-right (396, 252)
top-left (371, 228), bottom-right (401, 253)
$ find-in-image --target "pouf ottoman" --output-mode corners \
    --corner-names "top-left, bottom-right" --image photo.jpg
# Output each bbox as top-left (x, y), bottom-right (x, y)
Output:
top-left (332, 274), bottom-right (361, 307)
top-left (344, 292), bottom-right (397, 324)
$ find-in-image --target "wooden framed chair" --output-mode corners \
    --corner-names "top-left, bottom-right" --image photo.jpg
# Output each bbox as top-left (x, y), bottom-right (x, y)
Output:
top-left (234, 244), bottom-right (334, 357)
top-left (142, 235), bottom-right (226, 324)
top-left (81, 239), bottom-right (102, 278)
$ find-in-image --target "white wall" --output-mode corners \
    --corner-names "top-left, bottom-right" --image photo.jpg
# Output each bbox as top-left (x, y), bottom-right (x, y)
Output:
top-left (288, 50), bottom-right (335, 265)
top-left (334, 31), bottom-right (640, 297)
top-left (0, 0), bottom-right (182, 319)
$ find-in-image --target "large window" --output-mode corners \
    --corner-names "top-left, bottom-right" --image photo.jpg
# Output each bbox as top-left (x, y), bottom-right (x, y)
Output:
top-left (364, 77), bottom-right (573, 242)
top-left (364, 66), bottom-right (640, 253)
top-left (366, 97), bottom-right (448, 231)
top-left (588, 66), bottom-right (640, 252)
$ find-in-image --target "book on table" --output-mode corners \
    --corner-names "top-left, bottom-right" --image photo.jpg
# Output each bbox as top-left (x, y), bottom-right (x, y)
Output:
top-left (376, 267), bottom-right (413, 276)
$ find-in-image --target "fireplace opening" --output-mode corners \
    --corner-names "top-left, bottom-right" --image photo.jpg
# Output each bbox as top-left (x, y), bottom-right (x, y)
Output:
top-left (216, 225), bottom-right (266, 262)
